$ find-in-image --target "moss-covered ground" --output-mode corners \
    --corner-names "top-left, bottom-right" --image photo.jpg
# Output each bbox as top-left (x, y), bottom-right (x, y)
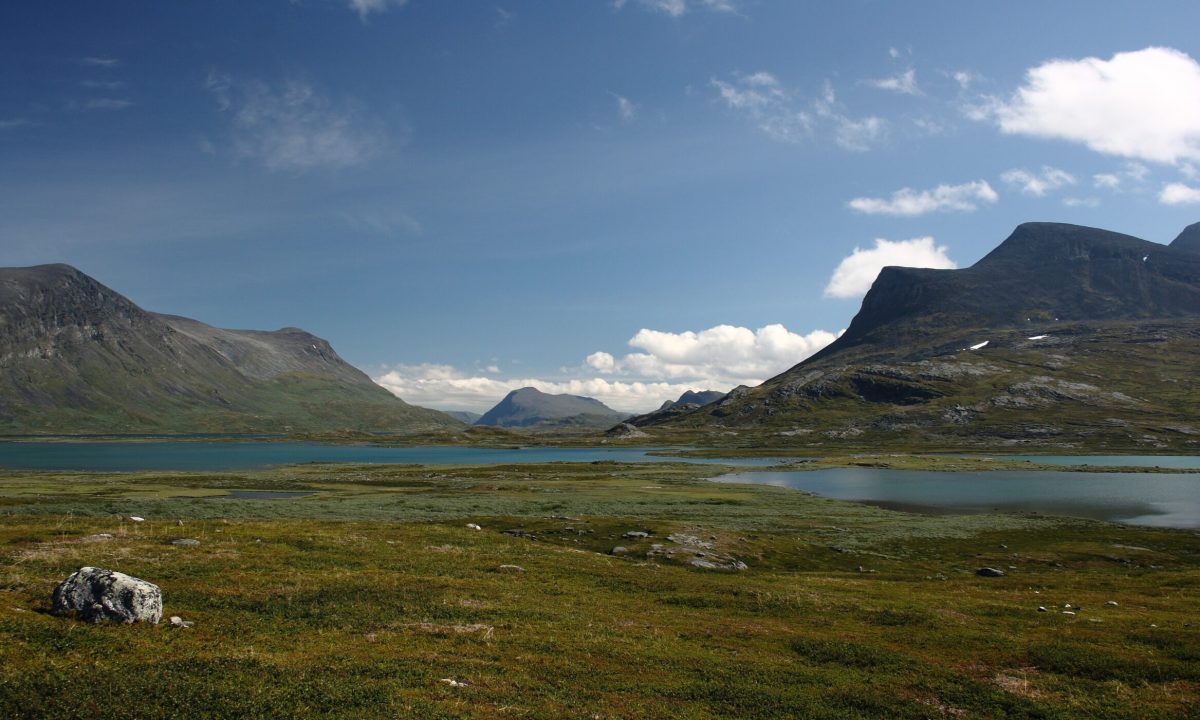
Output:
top-left (1, 461), bottom-right (1197, 718)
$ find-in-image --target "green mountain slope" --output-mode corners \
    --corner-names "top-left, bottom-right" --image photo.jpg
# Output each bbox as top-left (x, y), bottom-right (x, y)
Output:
top-left (0, 264), bottom-right (459, 434)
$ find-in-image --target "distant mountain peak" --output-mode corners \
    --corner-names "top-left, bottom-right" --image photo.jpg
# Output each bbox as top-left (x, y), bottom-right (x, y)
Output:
top-left (1172, 221), bottom-right (1200, 254)
top-left (475, 387), bottom-right (626, 429)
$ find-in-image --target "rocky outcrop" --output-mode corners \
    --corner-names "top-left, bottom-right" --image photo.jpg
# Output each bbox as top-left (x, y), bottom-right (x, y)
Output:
top-left (51, 566), bottom-right (163, 624)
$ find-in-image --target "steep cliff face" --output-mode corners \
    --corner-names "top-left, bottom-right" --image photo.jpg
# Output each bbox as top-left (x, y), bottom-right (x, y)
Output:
top-left (0, 264), bottom-right (458, 434)
top-left (813, 222), bottom-right (1200, 363)
top-left (645, 222), bottom-right (1200, 451)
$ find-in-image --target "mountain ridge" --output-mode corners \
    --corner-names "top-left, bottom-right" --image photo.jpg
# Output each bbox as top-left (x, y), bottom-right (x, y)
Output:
top-left (0, 264), bottom-right (457, 434)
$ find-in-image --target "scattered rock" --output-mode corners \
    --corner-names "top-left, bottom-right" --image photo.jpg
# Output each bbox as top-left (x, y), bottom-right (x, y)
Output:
top-left (623, 531), bottom-right (649, 539)
top-left (439, 678), bottom-right (469, 688)
top-left (128, 516), bottom-right (145, 523)
top-left (1037, 606), bottom-right (1047, 612)
top-left (1105, 600), bottom-right (1119, 607)
top-left (667, 534), bottom-right (714, 550)
top-left (169, 538), bottom-right (200, 547)
top-left (169, 615), bottom-right (194, 629)
top-left (466, 523), bottom-right (482, 531)
top-left (176, 520), bottom-right (184, 527)
top-left (976, 567), bottom-right (1006, 577)
top-left (607, 422), bottom-right (649, 439)
top-left (51, 567), bottom-right (162, 625)
top-left (497, 564), bottom-right (526, 573)
top-left (80, 533), bottom-right (114, 543)
top-left (1062, 611), bottom-right (1076, 616)
top-left (610, 546), bottom-right (629, 555)
top-left (689, 557), bottom-right (748, 571)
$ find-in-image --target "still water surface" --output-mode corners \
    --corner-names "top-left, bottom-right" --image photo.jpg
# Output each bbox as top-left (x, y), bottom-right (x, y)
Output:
top-left (713, 468), bottom-right (1200, 529)
top-left (0, 441), bottom-right (774, 471)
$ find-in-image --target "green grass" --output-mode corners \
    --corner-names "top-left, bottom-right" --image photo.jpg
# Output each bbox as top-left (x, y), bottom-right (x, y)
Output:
top-left (0, 461), bottom-right (1197, 718)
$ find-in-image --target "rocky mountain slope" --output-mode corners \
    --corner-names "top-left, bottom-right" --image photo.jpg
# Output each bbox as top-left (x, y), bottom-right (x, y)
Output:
top-left (626, 389), bottom-right (727, 427)
top-left (645, 222), bottom-right (1200, 451)
top-left (476, 387), bottom-right (627, 430)
top-left (0, 264), bottom-right (459, 434)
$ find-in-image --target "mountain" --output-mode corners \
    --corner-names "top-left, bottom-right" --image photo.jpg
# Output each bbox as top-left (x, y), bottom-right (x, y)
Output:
top-left (649, 222), bottom-right (1200, 451)
top-left (444, 410), bottom-right (482, 424)
top-left (628, 390), bottom-right (727, 427)
top-left (1172, 221), bottom-right (1200, 255)
top-left (475, 387), bottom-right (627, 430)
top-left (0, 264), bottom-right (458, 434)
top-left (660, 390), bottom-right (726, 411)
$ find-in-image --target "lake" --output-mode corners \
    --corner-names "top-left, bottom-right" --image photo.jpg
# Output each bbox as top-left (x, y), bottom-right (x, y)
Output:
top-left (713, 468), bottom-right (1200, 529)
top-left (0, 441), bottom-right (778, 472)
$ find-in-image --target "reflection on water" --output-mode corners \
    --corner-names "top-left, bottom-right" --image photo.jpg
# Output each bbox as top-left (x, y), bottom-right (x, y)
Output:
top-left (0, 441), bottom-right (778, 471)
top-left (713, 469), bottom-right (1200, 529)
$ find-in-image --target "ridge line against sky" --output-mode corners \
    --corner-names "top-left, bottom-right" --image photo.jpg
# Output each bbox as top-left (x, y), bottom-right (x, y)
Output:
top-left (1, 2), bottom-right (1199, 412)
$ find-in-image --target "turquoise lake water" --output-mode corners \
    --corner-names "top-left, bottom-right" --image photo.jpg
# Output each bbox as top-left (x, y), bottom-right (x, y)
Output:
top-left (0, 441), bottom-right (776, 471)
top-left (712, 468), bottom-right (1200, 529)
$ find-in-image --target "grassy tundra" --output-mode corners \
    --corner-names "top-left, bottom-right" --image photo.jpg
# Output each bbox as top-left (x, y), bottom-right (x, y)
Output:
top-left (1, 461), bottom-right (1197, 719)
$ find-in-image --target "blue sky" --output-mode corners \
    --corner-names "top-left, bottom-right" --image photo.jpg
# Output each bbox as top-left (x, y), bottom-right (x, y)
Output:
top-left (2, 1), bottom-right (1200, 412)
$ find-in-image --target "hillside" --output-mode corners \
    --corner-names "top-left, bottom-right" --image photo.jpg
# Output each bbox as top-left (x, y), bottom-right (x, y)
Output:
top-left (0, 264), bottom-right (459, 434)
top-left (646, 222), bottom-right (1200, 451)
top-left (475, 387), bottom-right (627, 430)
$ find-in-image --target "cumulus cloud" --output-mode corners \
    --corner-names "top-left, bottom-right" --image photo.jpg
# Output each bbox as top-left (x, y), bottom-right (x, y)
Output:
top-left (824, 237), bottom-right (957, 299)
top-left (586, 351), bottom-right (616, 373)
top-left (376, 322), bottom-right (840, 413)
top-left (613, 0), bottom-right (736, 17)
top-left (1001, 166), bottom-right (1076, 196)
top-left (206, 72), bottom-right (385, 171)
top-left (847, 180), bottom-right (997, 216)
top-left (345, 0), bottom-right (409, 19)
top-left (713, 74), bottom-right (885, 150)
top-left (1160, 182), bottom-right (1200, 205)
top-left (867, 69), bottom-right (920, 95)
top-left (376, 364), bottom-right (725, 414)
top-left (978, 47), bottom-right (1200, 165)
top-left (614, 324), bottom-right (839, 386)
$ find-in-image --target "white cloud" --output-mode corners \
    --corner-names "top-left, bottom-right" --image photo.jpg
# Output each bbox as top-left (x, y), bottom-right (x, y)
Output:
top-left (206, 73), bottom-right (385, 171)
top-left (1062, 196), bottom-right (1101, 208)
top-left (824, 237), bottom-right (957, 299)
top-left (713, 74), bottom-right (885, 150)
top-left (834, 115), bottom-right (887, 152)
top-left (711, 72), bottom-right (812, 143)
top-left (82, 56), bottom-right (120, 68)
top-left (952, 71), bottom-right (977, 90)
top-left (613, 0), bottom-right (736, 16)
top-left (346, 0), bottom-right (409, 19)
top-left (1093, 162), bottom-right (1149, 191)
top-left (848, 180), bottom-right (997, 216)
top-left (1001, 166), bottom-right (1076, 196)
top-left (586, 351), bottom-right (616, 373)
top-left (376, 322), bottom-right (840, 413)
top-left (867, 69), bottom-right (920, 95)
top-left (1159, 182), bottom-right (1200, 205)
top-left (612, 93), bottom-right (638, 123)
top-left (376, 363), bottom-right (726, 414)
top-left (614, 324), bottom-right (839, 386)
top-left (979, 47), bottom-right (1200, 165)
top-left (0, 118), bottom-right (30, 130)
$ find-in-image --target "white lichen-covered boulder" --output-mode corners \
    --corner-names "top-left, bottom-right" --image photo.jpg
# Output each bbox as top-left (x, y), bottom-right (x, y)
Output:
top-left (51, 566), bottom-right (162, 624)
